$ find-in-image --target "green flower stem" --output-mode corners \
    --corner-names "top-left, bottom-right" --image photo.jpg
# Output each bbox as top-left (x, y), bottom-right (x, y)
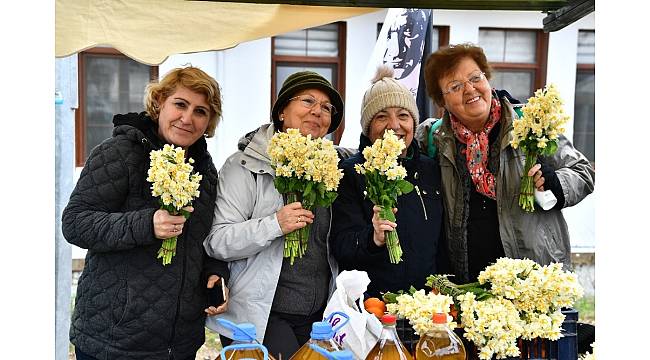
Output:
top-left (456, 282), bottom-right (482, 290)
top-left (518, 151), bottom-right (537, 212)
top-left (156, 204), bottom-right (189, 266)
top-left (157, 236), bottom-right (177, 266)
top-left (284, 192), bottom-right (302, 265)
top-left (380, 205), bottom-right (402, 264)
top-left (299, 222), bottom-right (311, 257)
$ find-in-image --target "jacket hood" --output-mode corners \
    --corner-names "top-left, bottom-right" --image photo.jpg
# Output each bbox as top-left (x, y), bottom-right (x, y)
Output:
top-left (112, 111), bottom-right (209, 166)
top-left (238, 123), bottom-right (277, 164)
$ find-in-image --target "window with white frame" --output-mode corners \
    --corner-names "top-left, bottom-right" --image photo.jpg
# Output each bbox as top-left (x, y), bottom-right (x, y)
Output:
top-left (574, 30), bottom-right (595, 163)
top-left (479, 28), bottom-right (548, 103)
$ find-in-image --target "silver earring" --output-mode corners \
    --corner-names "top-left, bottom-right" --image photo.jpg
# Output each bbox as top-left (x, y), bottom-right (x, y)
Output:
top-left (280, 115), bottom-right (285, 121)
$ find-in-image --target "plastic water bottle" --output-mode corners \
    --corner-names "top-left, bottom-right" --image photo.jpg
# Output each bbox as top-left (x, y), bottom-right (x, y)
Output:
top-left (290, 312), bottom-right (350, 360)
top-left (414, 313), bottom-right (466, 359)
top-left (365, 314), bottom-right (413, 360)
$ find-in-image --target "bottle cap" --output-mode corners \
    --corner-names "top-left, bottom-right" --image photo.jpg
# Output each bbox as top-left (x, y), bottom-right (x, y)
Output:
top-left (380, 314), bottom-right (397, 325)
top-left (232, 323), bottom-right (257, 341)
top-left (432, 313), bottom-right (447, 324)
top-left (311, 321), bottom-right (334, 340)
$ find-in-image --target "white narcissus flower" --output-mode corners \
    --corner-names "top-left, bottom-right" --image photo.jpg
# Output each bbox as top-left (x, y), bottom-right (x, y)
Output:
top-left (147, 144), bottom-right (201, 211)
top-left (387, 289), bottom-right (455, 336)
top-left (510, 83), bottom-right (570, 154)
top-left (267, 128), bottom-right (342, 191)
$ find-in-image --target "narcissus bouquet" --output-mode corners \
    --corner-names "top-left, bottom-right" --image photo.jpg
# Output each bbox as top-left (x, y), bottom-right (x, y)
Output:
top-left (511, 83), bottom-right (569, 212)
top-left (354, 130), bottom-right (414, 264)
top-left (146, 144), bottom-right (202, 265)
top-left (267, 128), bottom-right (343, 265)
top-left (385, 287), bottom-right (457, 336)
top-left (427, 258), bottom-right (584, 359)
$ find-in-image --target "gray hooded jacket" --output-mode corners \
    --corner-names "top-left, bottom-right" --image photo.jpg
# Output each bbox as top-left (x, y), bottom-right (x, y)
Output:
top-left (415, 96), bottom-right (595, 281)
top-left (203, 123), bottom-right (339, 342)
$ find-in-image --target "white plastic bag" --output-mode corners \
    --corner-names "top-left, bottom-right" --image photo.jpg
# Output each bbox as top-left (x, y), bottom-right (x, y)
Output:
top-left (323, 270), bottom-right (383, 359)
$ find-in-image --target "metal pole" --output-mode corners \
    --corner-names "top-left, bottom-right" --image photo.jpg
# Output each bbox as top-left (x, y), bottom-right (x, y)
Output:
top-left (55, 54), bottom-right (78, 360)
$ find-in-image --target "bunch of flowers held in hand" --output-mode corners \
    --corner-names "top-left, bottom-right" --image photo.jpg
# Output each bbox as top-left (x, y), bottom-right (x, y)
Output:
top-left (426, 257), bottom-right (584, 360)
top-left (353, 130), bottom-right (413, 264)
top-left (146, 144), bottom-right (202, 265)
top-left (510, 83), bottom-right (569, 212)
top-left (385, 287), bottom-right (457, 336)
top-left (267, 128), bottom-right (343, 265)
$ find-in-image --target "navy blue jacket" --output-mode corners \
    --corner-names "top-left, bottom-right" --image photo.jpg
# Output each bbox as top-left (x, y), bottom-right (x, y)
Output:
top-left (330, 135), bottom-right (446, 297)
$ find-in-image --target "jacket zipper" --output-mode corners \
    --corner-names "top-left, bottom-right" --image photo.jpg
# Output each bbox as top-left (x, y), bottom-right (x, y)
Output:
top-left (168, 232), bottom-right (188, 359)
top-left (414, 185), bottom-right (428, 220)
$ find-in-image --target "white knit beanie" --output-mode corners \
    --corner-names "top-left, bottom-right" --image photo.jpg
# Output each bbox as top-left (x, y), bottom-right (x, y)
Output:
top-left (360, 65), bottom-right (420, 137)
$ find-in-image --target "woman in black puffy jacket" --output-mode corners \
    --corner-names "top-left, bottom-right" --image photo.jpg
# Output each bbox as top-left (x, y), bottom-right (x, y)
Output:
top-left (62, 66), bottom-right (229, 360)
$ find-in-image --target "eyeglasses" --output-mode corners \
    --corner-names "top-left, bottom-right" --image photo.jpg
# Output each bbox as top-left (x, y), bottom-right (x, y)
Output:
top-left (441, 71), bottom-right (486, 95)
top-left (288, 95), bottom-right (337, 116)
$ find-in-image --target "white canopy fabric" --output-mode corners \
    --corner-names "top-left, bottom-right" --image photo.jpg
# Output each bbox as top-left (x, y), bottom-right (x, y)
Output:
top-left (56, 0), bottom-right (379, 65)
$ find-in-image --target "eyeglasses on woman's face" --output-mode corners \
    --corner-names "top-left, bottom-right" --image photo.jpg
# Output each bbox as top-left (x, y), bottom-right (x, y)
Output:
top-left (288, 95), bottom-right (337, 116)
top-left (441, 71), bottom-right (486, 95)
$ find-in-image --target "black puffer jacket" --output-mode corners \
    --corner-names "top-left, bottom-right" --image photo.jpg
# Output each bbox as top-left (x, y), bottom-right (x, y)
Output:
top-left (330, 134), bottom-right (447, 297)
top-left (62, 112), bottom-right (228, 360)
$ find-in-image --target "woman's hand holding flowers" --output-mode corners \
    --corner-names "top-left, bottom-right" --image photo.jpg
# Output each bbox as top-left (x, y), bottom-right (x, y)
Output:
top-left (372, 205), bottom-right (397, 247)
top-left (153, 206), bottom-right (194, 239)
top-left (276, 201), bottom-right (314, 235)
top-left (527, 164), bottom-right (546, 191)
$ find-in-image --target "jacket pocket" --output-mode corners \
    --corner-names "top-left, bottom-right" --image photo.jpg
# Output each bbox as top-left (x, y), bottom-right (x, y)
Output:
top-left (112, 278), bottom-right (131, 327)
top-left (537, 221), bottom-right (567, 265)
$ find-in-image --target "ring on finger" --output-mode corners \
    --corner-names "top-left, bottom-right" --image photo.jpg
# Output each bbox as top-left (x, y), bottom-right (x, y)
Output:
top-left (297, 216), bottom-right (303, 223)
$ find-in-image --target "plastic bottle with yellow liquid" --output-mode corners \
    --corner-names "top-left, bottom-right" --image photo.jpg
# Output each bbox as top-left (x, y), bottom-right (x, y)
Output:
top-left (414, 313), bottom-right (466, 360)
top-left (365, 314), bottom-right (413, 360)
top-left (290, 311), bottom-right (349, 360)
top-left (215, 319), bottom-right (267, 360)
top-left (309, 344), bottom-right (355, 360)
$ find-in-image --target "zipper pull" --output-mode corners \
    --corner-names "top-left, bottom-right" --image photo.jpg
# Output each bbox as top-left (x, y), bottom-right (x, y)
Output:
top-left (414, 185), bottom-right (428, 221)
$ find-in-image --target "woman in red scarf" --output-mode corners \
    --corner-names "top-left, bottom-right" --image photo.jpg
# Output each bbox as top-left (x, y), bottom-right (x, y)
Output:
top-left (416, 43), bottom-right (594, 283)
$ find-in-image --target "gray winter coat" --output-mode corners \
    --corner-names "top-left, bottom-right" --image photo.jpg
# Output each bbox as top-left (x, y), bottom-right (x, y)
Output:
top-left (203, 123), bottom-right (339, 342)
top-left (415, 96), bottom-right (595, 281)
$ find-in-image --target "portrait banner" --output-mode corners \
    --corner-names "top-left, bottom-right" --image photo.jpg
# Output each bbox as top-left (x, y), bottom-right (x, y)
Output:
top-left (340, 8), bottom-right (432, 147)
top-left (379, 8), bottom-right (431, 96)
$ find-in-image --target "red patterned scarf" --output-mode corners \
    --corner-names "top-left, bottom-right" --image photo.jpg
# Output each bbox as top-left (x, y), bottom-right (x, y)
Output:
top-left (450, 91), bottom-right (501, 199)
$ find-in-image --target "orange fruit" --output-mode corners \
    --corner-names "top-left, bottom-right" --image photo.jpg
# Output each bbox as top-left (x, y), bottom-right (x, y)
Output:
top-left (365, 306), bottom-right (385, 318)
top-left (450, 304), bottom-right (459, 320)
top-left (364, 297), bottom-right (386, 314)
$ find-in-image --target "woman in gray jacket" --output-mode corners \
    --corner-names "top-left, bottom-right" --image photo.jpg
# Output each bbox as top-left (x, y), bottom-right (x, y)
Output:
top-left (203, 71), bottom-right (345, 359)
top-left (416, 43), bottom-right (595, 283)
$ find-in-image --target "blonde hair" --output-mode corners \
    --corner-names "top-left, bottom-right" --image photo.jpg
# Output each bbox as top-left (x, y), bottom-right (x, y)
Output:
top-left (144, 66), bottom-right (222, 137)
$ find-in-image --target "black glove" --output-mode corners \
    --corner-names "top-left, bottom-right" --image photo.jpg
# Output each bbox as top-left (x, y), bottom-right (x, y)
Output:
top-left (537, 157), bottom-right (565, 209)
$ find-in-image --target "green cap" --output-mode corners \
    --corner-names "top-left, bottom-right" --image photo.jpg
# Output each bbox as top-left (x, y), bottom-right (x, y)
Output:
top-left (271, 71), bottom-right (344, 134)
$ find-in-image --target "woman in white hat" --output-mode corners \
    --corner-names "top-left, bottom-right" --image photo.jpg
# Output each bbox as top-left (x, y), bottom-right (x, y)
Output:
top-left (330, 65), bottom-right (447, 297)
